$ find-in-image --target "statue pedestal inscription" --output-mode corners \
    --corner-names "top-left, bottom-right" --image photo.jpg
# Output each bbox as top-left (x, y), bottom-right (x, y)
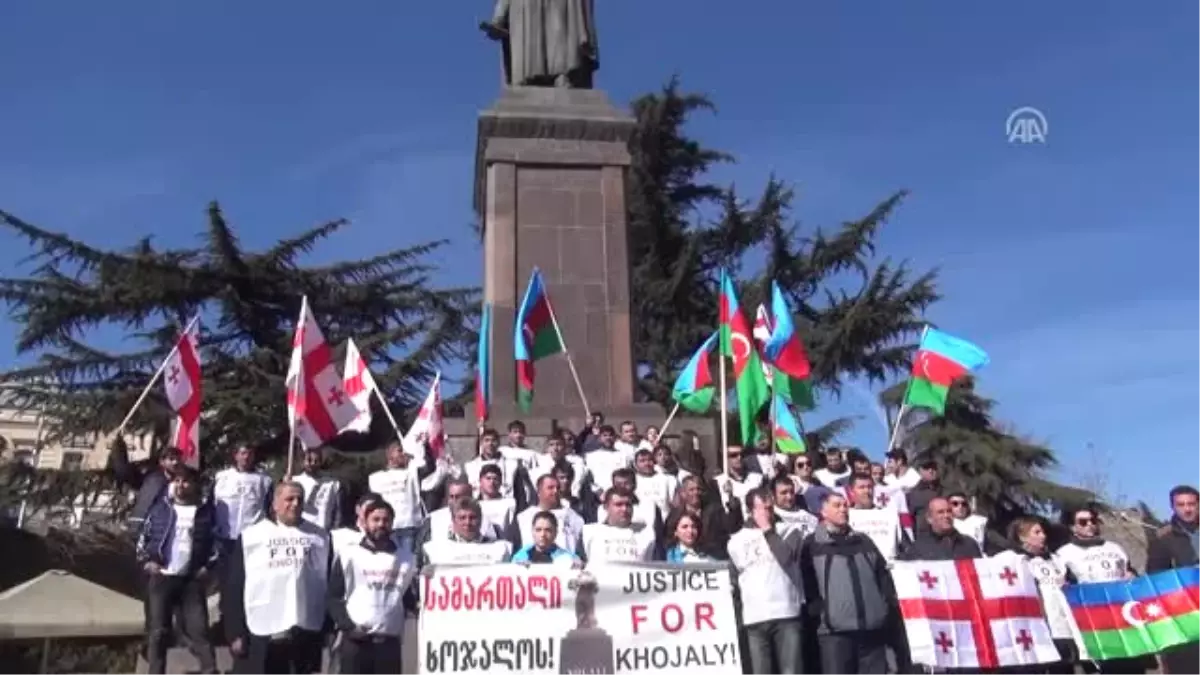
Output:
top-left (445, 87), bottom-right (664, 455)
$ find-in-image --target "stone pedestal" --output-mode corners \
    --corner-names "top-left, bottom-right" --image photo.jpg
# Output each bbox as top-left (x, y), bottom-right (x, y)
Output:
top-left (445, 87), bottom-right (715, 469)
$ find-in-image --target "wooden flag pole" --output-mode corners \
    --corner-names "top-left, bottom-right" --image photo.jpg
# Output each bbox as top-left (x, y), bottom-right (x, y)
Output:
top-left (115, 314), bottom-right (201, 436)
top-left (543, 299), bottom-right (592, 418)
top-left (718, 349), bottom-right (729, 476)
top-left (658, 402), bottom-right (682, 439)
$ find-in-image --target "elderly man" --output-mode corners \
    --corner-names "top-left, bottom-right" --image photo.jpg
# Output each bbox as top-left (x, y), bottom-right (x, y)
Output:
top-left (222, 481), bottom-right (332, 674)
top-left (897, 497), bottom-right (981, 561)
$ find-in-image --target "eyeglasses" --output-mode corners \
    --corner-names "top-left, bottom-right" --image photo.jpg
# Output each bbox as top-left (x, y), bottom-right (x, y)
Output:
top-left (1075, 518), bottom-right (1096, 526)
top-left (949, 500), bottom-right (967, 506)
top-left (794, 461), bottom-right (810, 468)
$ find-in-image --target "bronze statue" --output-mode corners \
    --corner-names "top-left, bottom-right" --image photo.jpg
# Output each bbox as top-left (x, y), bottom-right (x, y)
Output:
top-left (481, 0), bottom-right (598, 89)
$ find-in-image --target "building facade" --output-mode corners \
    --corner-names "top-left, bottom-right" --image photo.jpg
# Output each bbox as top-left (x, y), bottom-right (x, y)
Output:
top-left (0, 405), bottom-right (153, 471)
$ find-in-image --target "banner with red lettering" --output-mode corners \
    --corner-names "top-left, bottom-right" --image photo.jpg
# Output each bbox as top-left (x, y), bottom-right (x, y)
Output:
top-left (418, 563), bottom-right (741, 674)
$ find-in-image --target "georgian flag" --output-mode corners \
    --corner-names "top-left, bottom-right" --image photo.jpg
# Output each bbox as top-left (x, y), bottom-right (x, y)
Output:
top-left (893, 558), bottom-right (1061, 669)
top-left (753, 304), bottom-right (773, 347)
top-left (402, 372), bottom-right (444, 461)
top-left (285, 296), bottom-right (359, 449)
top-left (753, 304), bottom-right (774, 380)
top-left (342, 338), bottom-right (376, 433)
top-left (162, 319), bottom-right (202, 467)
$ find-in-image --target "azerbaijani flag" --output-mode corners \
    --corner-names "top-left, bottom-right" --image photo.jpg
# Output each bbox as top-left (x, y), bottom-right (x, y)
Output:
top-left (475, 302), bottom-right (492, 424)
top-left (718, 270), bottom-right (771, 446)
top-left (1065, 566), bottom-right (1200, 660)
top-left (763, 281), bottom-right (816, 410)
top-left (903, 327), bottom-right (989, 415)
top-left (672, 332), bottom-right (718, 413)
top-left (514, 268), bottom-right (564, 412)
top-left (772, 395), bottom-right (806, 454)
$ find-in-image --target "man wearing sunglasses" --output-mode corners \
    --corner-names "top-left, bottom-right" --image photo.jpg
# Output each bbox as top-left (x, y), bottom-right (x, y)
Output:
top-left (947, 492), bottom-right (988, 553)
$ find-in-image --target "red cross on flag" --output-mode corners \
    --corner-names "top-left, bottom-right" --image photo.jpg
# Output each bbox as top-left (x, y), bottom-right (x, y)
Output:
top-left (402, 372), bottom-right (444, 461)
top-left (874, 482), bottom-right (914, 537)
top-left (893, 558), bottom-right (1062, 669)
top-left (342, 338), bottom-right (377, 433)
top-left (285, 296), bottom-right (359, 449)
top-left (162, 318), bottom-right (202, 467)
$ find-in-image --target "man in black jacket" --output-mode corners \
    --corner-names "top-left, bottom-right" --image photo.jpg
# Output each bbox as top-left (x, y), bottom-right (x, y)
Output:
top-left (1148, 485), bottom-right (1199, 674)
top-left (801, 492), bottom-right (908, 674)
top-left (110, 437), bottom-right (183, 532)
top-left (665, 474), bottom-right (741, 560)
top-left (898, 496), bottom-right (982, 561)
top-left (905, 459), bottom-right (943, 531)
top-left (136, 466), bottom-right (218, 674)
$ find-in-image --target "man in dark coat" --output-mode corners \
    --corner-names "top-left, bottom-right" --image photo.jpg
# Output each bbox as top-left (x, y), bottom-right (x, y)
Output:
top-left (1147, 485), bottom-right (1199, 674)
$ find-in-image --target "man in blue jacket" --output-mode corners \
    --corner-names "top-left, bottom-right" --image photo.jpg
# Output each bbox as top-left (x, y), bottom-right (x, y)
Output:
top-left (136, 465), bottom-right (219, 674)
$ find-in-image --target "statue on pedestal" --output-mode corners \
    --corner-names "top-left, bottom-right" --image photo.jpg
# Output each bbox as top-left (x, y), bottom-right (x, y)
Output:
top-left (481, 0), bottom-right (599, 89)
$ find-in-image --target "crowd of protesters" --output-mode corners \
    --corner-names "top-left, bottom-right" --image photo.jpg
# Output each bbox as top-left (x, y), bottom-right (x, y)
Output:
top-left (110, 413), bottom-right (1199, 674)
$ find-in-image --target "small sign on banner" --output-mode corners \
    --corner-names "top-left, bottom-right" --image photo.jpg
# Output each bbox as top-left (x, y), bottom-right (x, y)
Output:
top-left (418, 562), bottom-right (742, 674)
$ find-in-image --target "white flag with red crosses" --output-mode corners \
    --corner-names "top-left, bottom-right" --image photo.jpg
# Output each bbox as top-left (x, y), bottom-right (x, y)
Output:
top-left (342, 338), bottom-right (376, 433)
top-left (893, 558), bottom-right (1060, 669)
top-left (402, 373), bottom-right (444, 461)
top-left (285, 296), bottom-right (359, 449)
top-left (162, 319), bottom-right (201, 467)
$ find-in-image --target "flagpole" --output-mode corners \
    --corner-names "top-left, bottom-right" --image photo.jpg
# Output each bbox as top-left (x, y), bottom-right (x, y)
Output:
top-left (887, 324), bottom-right (930, 453)
top-left (768, 367), bottom-right (777, 455)
top-left (285, 358), bottom-right (300, 479)
top-left (543, 299), bottom-right (592, 418)
top-left (718, 350), bottom-right (729, 476)
top-left (658, 402), bottom-right (681, 439)
top-left (115, 314), bottom-right (201, 435)
top-left (371, 385), bottom-right (406, 443)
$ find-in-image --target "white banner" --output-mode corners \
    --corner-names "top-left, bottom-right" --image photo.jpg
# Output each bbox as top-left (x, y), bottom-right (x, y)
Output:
top-left (418, 562), bottom-right (741, 674)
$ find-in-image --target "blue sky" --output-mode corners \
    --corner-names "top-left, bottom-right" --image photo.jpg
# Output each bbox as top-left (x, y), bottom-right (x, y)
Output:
top-left (0, 2), bottom-right (1195, 509)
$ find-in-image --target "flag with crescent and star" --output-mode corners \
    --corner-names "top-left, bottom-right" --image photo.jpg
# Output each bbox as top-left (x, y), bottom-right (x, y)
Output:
top-left (893, 558), bottom-right (1061, 669)
top-left (672, 331), bottom-right (718, 413)
top-left (717, 270), bottom-right (770, 446)
top-left (771, 395), bottom-right (805, 454)
top-left (514, 267), bottom-right (565, 412)
top-left (162, 318), bottom-right (201, 467)
top-left (1064, 566), bottom-right (1200, 660)
top-left (763, 280), bottom-right (816, 410)
top-left (903, 327), bottom-right (989, 415)
top-left (285, 296), bottom-right (360, 449)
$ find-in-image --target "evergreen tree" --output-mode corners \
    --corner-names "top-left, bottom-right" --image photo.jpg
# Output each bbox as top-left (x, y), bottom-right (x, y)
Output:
top-left (882, 378), bottom-right (1093, 529)
top-left (627, 78), bottom-right (939, 440)
top-left (0, 203), bottom-right (475, 465)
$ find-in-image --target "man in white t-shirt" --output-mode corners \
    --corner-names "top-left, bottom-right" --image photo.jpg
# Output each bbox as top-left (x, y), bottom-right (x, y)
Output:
top-left (631, 448), bottom-right (677, 516)
top-left (582, 425), bottom-right (630, 495)
top-left (294, 447), bottom-right (342, 531)
top-left (882, 449), bottom-right (920, 490)
top-left (714, 445), bottom-right (764, 514)
top-left (949, 492), bottom-right (989, 553)
top-left (846, 474), bottom-right (904, 564)
top-left (326, 500), bottom-right (419, 674)
top-left (813, 447), bottom-right (850, 488)
top-left (137, 467), bottom-right (218, 675)
top-left (613, 420), bottom-right (643, 460)
top-left (498, 420), bottom-right (539, 469)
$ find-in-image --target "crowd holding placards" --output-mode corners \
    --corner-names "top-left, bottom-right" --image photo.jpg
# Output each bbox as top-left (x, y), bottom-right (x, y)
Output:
top-left (112, 417), bottom-right (1200, 674)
